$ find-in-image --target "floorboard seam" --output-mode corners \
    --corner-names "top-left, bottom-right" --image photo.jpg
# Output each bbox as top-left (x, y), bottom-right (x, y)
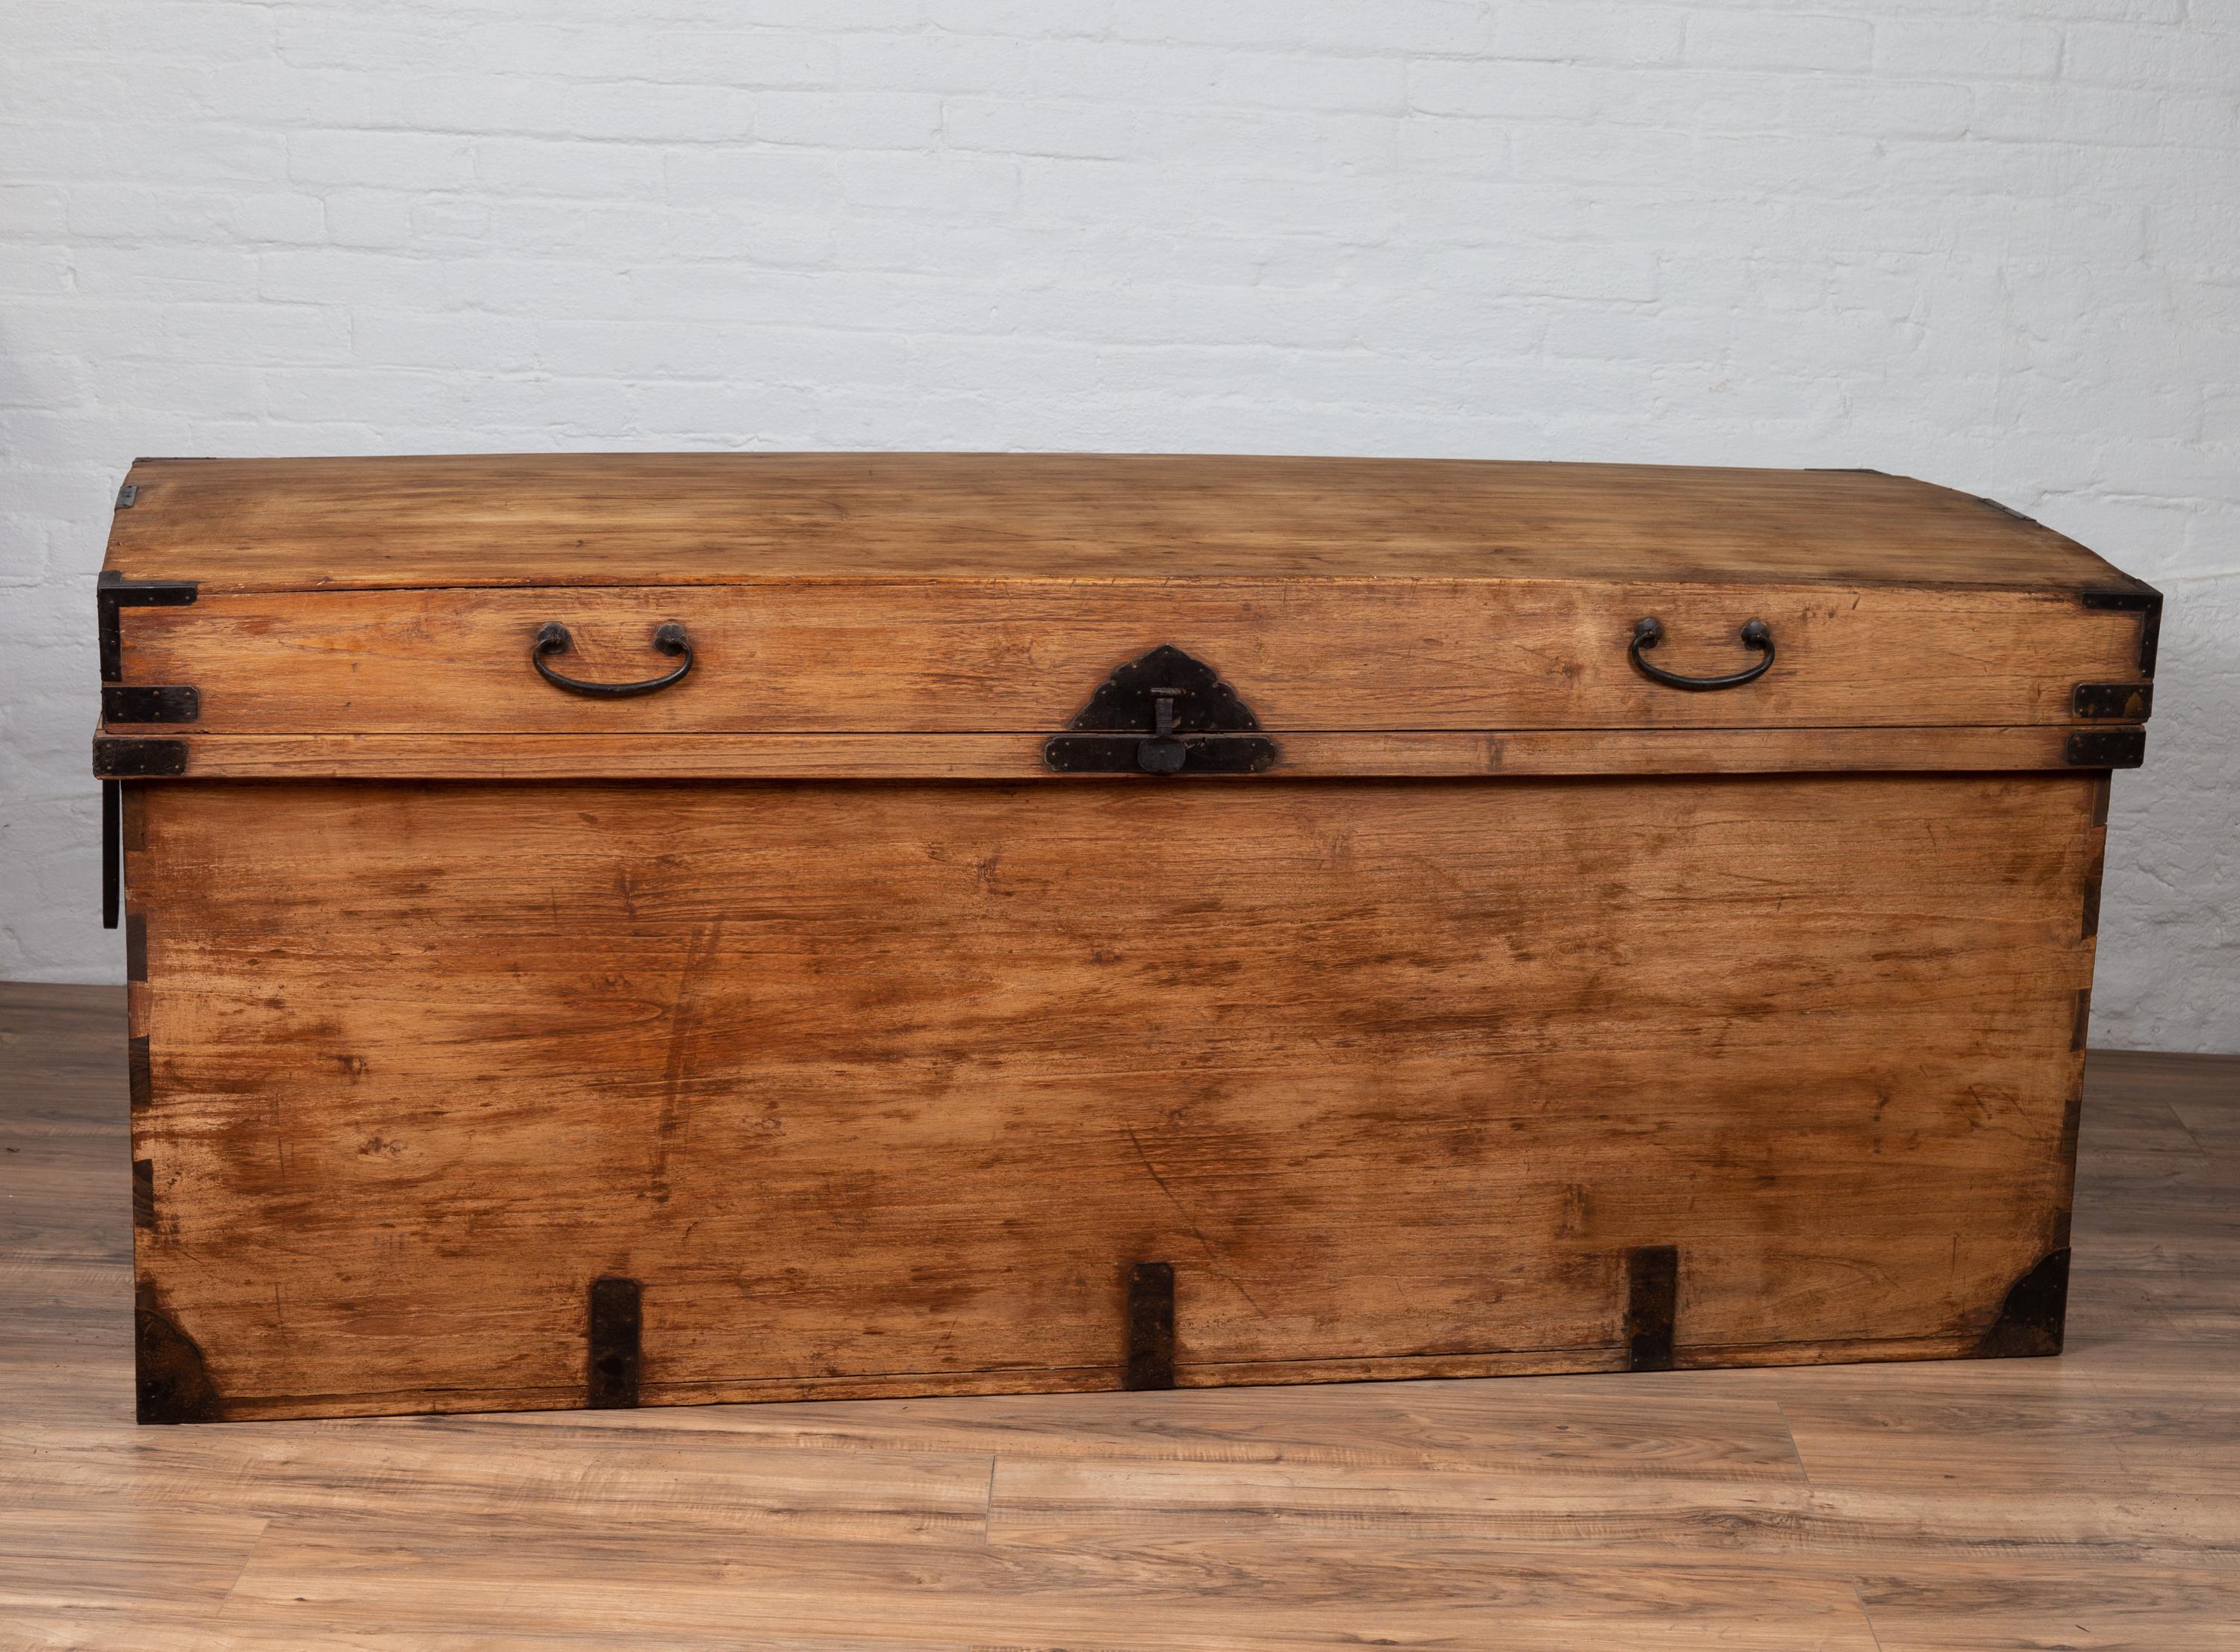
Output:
top-left (1773, 1401), bottom-right (1814, 1486)
top-left (1852, 1582), bottom-right (1888, 1651)
top-left (2162, 1101), bottom-right (2214, 1158)
top-left (208, 1513), bottom-right (276, 1624)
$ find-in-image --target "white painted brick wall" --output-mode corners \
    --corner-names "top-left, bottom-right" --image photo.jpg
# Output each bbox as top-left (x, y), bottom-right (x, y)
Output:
top-left (1, 0), bottom-right (2234, 1050)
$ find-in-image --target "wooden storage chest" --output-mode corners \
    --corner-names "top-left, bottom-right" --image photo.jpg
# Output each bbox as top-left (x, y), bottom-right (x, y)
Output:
top-left (94, 454), bottom-right (2160, 1424)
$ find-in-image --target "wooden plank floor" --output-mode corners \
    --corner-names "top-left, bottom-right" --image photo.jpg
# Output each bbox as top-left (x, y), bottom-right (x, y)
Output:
top-left (3, 979), bottom-right (2236, 1651)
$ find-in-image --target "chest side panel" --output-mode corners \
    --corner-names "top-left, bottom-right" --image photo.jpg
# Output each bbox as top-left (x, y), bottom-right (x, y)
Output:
top-left (127, 774), bottom-right (2097, 1418)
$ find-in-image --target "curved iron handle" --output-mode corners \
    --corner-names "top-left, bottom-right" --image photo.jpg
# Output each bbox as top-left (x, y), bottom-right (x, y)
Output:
top-left (532, 622), bottom-right (693, 698)
top-left (1629, 617), bottom-right (1775, 691)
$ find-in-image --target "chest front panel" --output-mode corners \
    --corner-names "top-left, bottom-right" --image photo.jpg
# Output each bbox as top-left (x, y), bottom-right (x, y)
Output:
top-left (125, 773), bottom-right (2096, 1419)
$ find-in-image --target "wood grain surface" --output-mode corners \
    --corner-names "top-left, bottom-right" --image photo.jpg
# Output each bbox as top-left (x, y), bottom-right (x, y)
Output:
top-left (6, 982), bottom-right (2235, 1649)
top-left (102, 452), bottom-right (2142, 591)
top-left (111, 724), bottom-right (2118, 780)
top-left (123, 773), bottom-right (2097, 1420)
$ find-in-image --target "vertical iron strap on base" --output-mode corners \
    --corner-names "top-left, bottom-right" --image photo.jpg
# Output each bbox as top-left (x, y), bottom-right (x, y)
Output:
top-left (102, 780), bottom-right (122, 929)
top-left (128, 1035), bottom-right (152, 1111)
top-left (1625, 1245), bottom-right (1679, 1372)
top-left (94, 741), bottom-right (187, 930)
top-left (587, 1277), bottom-right (642, 1409)
top-left (1123, 1262), bottom-right (1176, 1391)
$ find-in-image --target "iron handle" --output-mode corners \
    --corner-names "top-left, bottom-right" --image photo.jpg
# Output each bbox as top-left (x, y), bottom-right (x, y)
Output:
top-left (532, 622), bottom-right (693, 698)
top-left (1629, 617), bottom-right (1775, 691)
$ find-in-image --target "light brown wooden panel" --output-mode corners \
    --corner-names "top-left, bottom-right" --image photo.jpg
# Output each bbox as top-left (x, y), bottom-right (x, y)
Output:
top-left (111, 578), bottom-right (2142, 735)
top-left (105, 452), bottom-right (2135, 593)
top-left (127, 774), bottom-right (2097, 1421)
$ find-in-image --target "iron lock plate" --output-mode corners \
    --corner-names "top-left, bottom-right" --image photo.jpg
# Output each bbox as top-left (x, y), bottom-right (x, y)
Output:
top-left (1042, 644), bottom-right (1280, 777)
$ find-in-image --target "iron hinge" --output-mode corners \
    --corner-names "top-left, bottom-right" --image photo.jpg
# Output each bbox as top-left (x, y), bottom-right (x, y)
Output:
top-left (115, 483), bottom-right (138, 508)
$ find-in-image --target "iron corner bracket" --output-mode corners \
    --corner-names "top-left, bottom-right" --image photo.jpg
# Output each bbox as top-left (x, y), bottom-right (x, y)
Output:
top-left (2080, 586), bottom-right (2164, 679)
top-left (96, 571), bottom-right (197, 684)
top-left (1974, 1248), bottom-right (2071, 1359)
top-left (136, 1283), bottom-right (224, 1424)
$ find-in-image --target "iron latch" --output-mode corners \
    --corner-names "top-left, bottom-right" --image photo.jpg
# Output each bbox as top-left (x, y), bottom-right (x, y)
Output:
top-left (1042, 644), bottom-right (1279, 776)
